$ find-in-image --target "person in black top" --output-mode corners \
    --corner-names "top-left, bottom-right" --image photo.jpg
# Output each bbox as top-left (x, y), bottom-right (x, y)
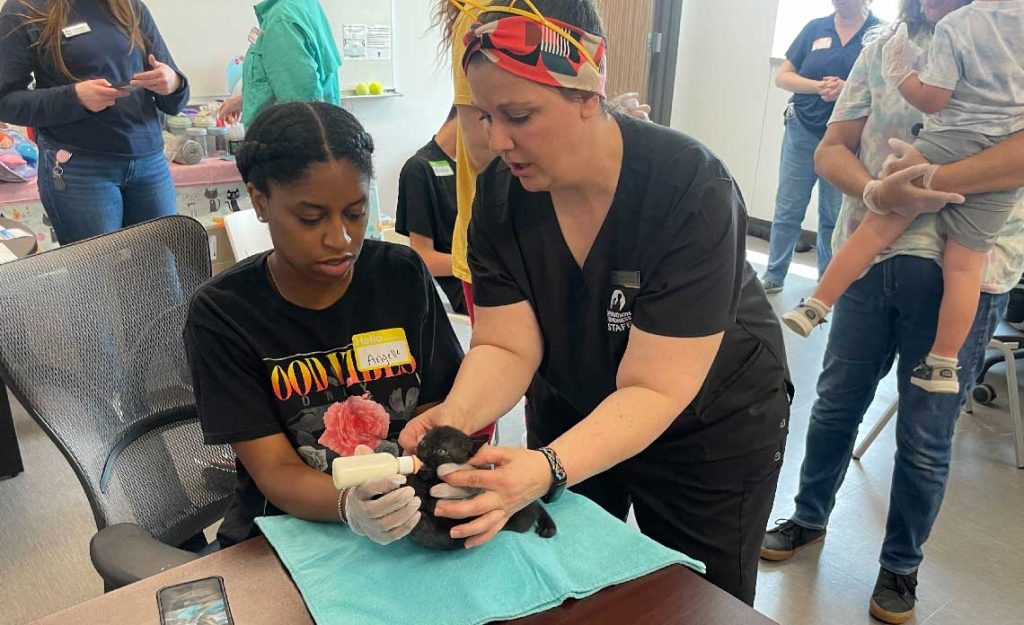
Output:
top-left (396, 106), bottom-right (468, 314)
top-left (400, 0), bottom-right (791, 605)
top-left (185, 102), bottom-right (464, 548)
top-left (0, 0), bottom-right (189, 244)
top-left (761, 0), bottom-right (880, 292)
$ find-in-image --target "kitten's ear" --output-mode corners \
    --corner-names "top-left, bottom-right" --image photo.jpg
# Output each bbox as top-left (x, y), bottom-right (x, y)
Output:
top-left (469, 434), bottom-right (490, 455)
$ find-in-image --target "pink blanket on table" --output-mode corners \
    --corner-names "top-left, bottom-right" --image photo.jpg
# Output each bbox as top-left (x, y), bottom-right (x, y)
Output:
top-left (0, 158), bottom-right (241, 207)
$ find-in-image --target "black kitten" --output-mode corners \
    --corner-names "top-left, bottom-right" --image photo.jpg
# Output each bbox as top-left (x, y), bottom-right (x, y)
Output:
top-left (407, 426), bottom-right (557, 550)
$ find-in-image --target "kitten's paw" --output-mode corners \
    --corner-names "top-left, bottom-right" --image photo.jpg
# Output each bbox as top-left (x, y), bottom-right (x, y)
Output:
top-left (535, 512), bottom-right (557, 539)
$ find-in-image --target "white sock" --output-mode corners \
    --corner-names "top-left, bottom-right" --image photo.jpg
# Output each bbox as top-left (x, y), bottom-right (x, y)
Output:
top-left (926, 353), bottom-right (958, 369)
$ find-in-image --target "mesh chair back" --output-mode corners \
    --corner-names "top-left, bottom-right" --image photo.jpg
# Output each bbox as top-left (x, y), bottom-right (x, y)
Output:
top-left (0, 216), bottom-right (233, 547)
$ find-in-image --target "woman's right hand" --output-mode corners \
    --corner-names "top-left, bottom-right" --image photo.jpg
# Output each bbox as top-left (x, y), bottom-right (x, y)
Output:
top-left (218, 94), bottom-right (243, 122)
top-left (75, 79), bottom-right (128, 113)
top-left (867, 164), bottom-right (966, 219)
top-left (398, 402), bottom-right (470, 454)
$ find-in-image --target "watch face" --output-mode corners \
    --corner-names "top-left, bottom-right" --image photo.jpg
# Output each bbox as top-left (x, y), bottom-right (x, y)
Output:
top-left (539, 447), bottom-right (567, 503)
top-left (543, 481), bottom-right (566, 504)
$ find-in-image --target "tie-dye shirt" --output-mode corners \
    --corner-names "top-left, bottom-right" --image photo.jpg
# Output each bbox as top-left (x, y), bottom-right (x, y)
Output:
top-left (920, 2), bottom-right (1024, 136)
top-left (829, 26), bottom-right (1024, 294)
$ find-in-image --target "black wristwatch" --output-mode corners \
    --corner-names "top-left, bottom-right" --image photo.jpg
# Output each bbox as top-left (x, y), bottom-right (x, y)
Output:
top-left (537, 447), bottom-right (567, 504)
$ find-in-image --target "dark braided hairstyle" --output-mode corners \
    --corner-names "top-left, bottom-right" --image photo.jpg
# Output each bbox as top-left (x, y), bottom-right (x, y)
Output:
top-left (236, 102), bottom-right (375, 197)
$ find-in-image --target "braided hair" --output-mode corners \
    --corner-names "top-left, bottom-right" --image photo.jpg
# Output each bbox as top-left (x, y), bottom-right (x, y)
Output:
top-left (236, 102), bottom-right (375, 197)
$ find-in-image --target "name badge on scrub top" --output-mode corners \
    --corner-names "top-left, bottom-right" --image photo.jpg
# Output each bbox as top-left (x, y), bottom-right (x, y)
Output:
top-left (248, 27), bottom-right (262, 45)
top-left (812, 37), bottom-right (832, 52)
top-left (429, 160), bottom-right (455, 177)
top-left (62, 23), bottom-right (91, 39)
top-left (352, 328), bottom-right (413, 372)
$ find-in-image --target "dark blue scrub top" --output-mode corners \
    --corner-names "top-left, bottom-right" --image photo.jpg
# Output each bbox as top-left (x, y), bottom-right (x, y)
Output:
top-left (786, 12), bottom-right (881, 136)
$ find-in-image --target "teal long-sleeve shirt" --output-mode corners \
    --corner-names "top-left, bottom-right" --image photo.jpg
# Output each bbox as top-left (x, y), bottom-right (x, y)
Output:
top-left (242, 0), bottom-right (341, 126)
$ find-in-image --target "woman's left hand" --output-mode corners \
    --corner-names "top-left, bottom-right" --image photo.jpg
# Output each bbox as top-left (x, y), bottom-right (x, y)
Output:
top-left (434, 445), bottom-right (553, 548)
top-left (132, 54), bottom-right (183, 96)
top-left (819, 77), bottom-right (844, 103)
top-left (881, 138), bottom-right (928, 177)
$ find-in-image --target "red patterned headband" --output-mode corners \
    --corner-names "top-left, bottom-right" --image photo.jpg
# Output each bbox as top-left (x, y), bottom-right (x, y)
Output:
top-left (462, 16), bottom-right (607, 98)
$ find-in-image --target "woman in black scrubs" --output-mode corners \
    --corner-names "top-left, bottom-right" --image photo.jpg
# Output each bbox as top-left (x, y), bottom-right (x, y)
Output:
top-left (400, 0), bottom-right (790, 604)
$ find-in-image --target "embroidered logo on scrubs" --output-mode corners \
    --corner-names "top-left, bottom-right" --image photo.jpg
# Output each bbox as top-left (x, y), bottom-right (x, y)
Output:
top-left (607, 289), bottom-right (633, 333)
top-left (607, 271), bottom-right (639, 333)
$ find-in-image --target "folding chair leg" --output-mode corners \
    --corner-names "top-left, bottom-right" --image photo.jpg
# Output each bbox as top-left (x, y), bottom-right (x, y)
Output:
top-left (990, 339), bottom-right (1024, 469)
top-left (853, 399), bottom-right (898, 461)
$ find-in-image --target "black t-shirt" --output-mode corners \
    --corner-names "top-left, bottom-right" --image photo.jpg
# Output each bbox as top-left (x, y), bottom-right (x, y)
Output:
top-left (396, 138), bottom-right (467, 314)
top-left (470, 114), bottom-right (790, 463)
top-left (184, 241), bottom-right (463, 546)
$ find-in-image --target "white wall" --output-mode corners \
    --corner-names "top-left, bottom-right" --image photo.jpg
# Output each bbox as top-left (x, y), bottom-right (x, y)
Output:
top-left (670, 0), bottom-right (822, 231)
top-left (342, 3), bottom-right (454, 216)
top-left (148, 0), bottom-right (452, 217)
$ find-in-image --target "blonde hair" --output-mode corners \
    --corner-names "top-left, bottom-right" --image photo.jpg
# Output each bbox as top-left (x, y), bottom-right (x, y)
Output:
top-left (14, 0), bottom-right (147, 80)
top-left (432, 0), bottom-right (464, 55)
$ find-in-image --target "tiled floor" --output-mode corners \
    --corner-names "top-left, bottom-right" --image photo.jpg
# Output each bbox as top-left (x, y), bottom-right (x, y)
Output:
top-left (1, 238), bottom-right (1022, 624)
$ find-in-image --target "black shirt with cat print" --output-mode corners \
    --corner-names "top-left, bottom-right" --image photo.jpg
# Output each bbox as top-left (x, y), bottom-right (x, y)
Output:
top-left (185, 241), bottom-right (463, 547)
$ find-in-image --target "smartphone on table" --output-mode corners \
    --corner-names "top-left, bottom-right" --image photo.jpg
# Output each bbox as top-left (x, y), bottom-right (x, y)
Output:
top-left (156, 576), bottom-right (234, 625)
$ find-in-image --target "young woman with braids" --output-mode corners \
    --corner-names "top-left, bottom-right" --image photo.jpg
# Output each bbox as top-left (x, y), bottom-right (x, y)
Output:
top-left (184, 102), bottom-right (465, 549)
top-left (0, 0), bottom-right (188, 244)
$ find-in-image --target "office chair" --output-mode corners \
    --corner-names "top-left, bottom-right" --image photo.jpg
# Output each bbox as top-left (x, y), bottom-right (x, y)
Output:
top-left (0, 216), bottom-right (235, 590)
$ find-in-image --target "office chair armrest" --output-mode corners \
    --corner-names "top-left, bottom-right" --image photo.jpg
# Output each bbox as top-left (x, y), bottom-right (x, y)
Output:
top-left (90, 523), bottom-right (200, 591)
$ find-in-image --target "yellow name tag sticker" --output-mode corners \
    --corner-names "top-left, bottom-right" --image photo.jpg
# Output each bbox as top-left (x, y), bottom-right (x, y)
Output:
top-left (352, 328), bottom-right (413, 372)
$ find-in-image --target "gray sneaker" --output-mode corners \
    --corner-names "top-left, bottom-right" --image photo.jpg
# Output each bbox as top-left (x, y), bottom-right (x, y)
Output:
top-left (909, 360), bottom-right (959, 394)
top-left (761, 277), bottom-right (783, 294)
top-left (760, 519), bottom-right (826, 561)
top-left (870, 568), bottom-right (917, 624)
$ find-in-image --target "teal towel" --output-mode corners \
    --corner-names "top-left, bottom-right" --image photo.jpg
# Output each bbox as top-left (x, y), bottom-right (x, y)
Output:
top-left (256, 492), bottom-right (705, 625)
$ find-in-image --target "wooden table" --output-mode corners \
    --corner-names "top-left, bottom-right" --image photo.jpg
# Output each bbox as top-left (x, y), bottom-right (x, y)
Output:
top-left (31, 537), bottom-right (779, 625)
top-left (0, 216), bottom-right (35, 480)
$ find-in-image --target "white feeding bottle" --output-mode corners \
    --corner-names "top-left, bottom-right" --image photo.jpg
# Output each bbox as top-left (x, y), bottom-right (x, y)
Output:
top-left (332, 453), bottom-right (422, 490)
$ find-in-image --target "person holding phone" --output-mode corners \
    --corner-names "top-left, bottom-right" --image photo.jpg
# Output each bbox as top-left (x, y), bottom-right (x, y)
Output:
top-left (0, 0), bottom-right (189, 245)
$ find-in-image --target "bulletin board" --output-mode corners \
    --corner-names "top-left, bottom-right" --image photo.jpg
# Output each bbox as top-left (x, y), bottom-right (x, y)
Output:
top-left (145, 0), bottom-right (397, 99)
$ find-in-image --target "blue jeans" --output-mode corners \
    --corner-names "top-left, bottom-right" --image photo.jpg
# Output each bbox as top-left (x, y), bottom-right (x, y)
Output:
top-left (37, 135), bottom-right (176, 245)
top-left (791, 256), bottom-right (1008, 574)
top-left (764, 117), bottom-right (843, 283)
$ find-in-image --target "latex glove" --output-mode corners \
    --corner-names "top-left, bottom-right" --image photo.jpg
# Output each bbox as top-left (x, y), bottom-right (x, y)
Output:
top-left (882, 137), bottom-right (942, 190)
top-left (881, 23), bottom-right (919, 88)
top-left (865, 164), bottom-right (965, 219)
top-left (607, 92), bottom-right (652, 121)
top-left (429, 463), bottom-right (483, 500)
top-left (344, 445), bottom-right (421, 545)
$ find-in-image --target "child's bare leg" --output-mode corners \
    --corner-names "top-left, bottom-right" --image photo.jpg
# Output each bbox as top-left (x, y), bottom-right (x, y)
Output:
top-left (910, 241), bottom-right (986, 394)
top-left (815, 211), bottom-right (915, 307)
top-left (782, 211), bottom-right (914, 337)
top-left (933, 242), bottom-right (985, 358)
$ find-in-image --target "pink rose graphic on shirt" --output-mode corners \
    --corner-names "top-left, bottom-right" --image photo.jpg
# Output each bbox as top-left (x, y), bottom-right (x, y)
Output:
top-left (318, 394), bottom-right (390, 456)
